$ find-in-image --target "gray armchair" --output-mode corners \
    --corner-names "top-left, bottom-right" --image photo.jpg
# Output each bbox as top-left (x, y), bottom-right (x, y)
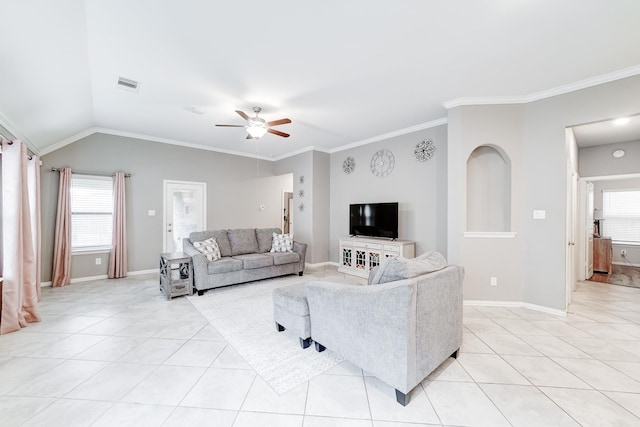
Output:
top-left (305, 264), bottom-right (464, 406)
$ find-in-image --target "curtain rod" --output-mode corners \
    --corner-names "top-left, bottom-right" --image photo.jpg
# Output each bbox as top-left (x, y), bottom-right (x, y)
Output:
top-left (0, 139), bottom-right (35, 160)
top-left (50, 167), bottom-right (132, 178)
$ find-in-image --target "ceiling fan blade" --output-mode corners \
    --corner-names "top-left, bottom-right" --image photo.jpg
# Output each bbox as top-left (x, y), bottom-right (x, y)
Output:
top-left (266, 118), bottom-right (291, 127)
top-left (215, 124), bottom-right (245, 127)
top-left (235, 110), bottom-right (250, 121)
top-left (268, 128), bottom-right (290, 138)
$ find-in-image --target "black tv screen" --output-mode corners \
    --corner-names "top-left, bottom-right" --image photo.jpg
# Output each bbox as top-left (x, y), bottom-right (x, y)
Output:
top-left (349, 203), bottom-right (398, 239)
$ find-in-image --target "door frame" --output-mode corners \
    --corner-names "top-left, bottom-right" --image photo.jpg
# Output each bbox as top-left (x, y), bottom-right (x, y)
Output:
top-left (565, 161), bottom-right (578, 308)
top-left (163, 180), bottom-right (207, 252)
top-left (281, 190), bottom-right (293, 234)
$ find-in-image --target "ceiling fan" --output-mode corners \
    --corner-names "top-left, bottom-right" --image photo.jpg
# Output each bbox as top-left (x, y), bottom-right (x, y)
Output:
top-left (215, 106), bottom-right (291, 139)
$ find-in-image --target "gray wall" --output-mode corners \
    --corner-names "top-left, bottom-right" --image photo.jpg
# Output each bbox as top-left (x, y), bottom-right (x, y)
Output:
top-left (521, 75), bottom-right (640, 309)
top-left (40, 133), bottom-right (292, 281)
top-left (274, 150), bottom-right (331, 264)
top-left (447, 75), bottom-right (640, 310)
top-left (329, 125), bottom-right (448, 262)
top-left (579, 139), bottom-right (640, 177)
top-left (448, 105), bottom-right (525, 303)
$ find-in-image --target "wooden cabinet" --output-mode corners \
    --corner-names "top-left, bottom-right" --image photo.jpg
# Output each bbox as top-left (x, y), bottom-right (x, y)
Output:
top-left (338, 237), bottom-right (415, 279)
top-left (593, 237), bottom-right (612, 274)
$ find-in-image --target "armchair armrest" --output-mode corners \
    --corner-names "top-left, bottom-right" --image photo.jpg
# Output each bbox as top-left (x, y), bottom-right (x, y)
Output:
top-left (182, 238), bottom-right (207, 289)
top-left (293, 241), bottom-right (307, 273)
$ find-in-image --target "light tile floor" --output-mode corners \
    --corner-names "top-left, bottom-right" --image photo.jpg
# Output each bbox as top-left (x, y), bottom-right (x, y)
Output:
top-left (1, 268), bottom-right (640, 426)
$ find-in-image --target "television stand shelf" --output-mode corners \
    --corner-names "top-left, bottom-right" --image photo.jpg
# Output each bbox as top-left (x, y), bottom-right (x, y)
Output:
top-left (338, 236), bottom-right (415, 279)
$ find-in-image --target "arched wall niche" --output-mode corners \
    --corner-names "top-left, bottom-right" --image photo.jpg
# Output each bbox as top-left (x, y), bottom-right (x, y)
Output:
top-left (466, 144), bottom-right (512, 232)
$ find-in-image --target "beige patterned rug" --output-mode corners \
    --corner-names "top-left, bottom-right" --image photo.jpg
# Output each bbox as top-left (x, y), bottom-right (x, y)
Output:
top-left (187, 275), bottom-right (343, 394)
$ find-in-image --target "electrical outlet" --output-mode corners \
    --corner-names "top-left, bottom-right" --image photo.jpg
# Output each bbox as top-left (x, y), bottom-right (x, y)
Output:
top-left (95, 258), bottom-right (101, 265)
top-left (490, 277), bottom-right (497, 287)
top-left (621, 250), bottom-right (627, 257)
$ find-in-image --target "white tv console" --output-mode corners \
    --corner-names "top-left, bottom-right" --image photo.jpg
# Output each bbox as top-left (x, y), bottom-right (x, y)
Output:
top-left (338, 236), bottom-right (416, 279)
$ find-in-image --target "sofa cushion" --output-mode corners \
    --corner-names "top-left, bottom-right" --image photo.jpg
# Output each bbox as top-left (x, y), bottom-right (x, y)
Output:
top-left (270, 252), bottom-right (301, 265)
top-left (193, 237), bottom-right (221, 261)
top-left (370, 252), bottom-right (448, 285)
top-left (207, 257), bottom-right (243, 274)
top-left (228, 228), bottom-right (259, 255)
top-left (270, 233), bottom-right (294, 253)
top-left (190, 230), bottom-right (232, 257)
top-left (256, 228), bottom-right (282, 253)
top-left (233, 254), bottom-right (274, 269)
top-left (273, 285), bottom-right (309, 316)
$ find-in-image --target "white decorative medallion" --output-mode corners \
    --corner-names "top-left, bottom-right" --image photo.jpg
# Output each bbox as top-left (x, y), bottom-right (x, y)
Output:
top-left (343, 156), bottom-right (355, 174)
top-left (414, 139), bottom-right (435, 161)
top-left (370, 149), bottom-right (395, 178)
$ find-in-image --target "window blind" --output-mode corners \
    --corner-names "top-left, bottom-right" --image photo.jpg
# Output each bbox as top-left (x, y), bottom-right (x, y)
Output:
top-left (602, 189), bottom-right (640, 244)
top-left (71, 174), bottom-right (113, 250)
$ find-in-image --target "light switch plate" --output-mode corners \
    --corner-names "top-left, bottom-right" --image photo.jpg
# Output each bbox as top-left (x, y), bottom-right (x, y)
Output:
top-left (148, 210), bottom-right (156, 216)
top-left (533, 210), bottom-right (546, 220)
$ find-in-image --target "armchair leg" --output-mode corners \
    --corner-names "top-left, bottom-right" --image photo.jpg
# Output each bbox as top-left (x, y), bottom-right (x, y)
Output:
top-left (451, 348), bottom-right (459, 359)
top-left (197, 290), bottom-right (205, 296)
top-left (395, 389), bottom-right (409, 406)
top-left (298, 271), bottom-right (304, 276)
top-left (300, 337), bottom-right (312, 349)
top-left (276, 322), bottom-right (285, 332)
top-left (314, 342), bottom-right (326, 352)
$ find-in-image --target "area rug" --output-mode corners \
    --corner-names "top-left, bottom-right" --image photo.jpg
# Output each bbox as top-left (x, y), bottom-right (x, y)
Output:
top-left (187, 275), bottom-right (343, 394)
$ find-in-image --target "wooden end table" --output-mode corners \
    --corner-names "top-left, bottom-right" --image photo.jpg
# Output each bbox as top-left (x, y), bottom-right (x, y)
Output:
top-left (159, 252), bottom-right (193, 300)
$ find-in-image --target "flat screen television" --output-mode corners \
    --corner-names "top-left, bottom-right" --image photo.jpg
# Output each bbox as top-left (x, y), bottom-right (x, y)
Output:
top-left (349, 202), bottom-right (398, 239)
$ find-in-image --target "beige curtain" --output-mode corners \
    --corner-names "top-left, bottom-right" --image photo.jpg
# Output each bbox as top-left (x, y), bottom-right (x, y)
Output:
top-left (0, 139), bottom-right (41, 334)
top-left (52, 167), bottom-right (72, 287)
top-left (108, 171), bottom-right (127, 278)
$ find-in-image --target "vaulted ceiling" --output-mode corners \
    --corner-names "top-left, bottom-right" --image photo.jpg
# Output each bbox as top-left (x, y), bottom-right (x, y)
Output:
top-left (2, 1), bottom-right (640, 159)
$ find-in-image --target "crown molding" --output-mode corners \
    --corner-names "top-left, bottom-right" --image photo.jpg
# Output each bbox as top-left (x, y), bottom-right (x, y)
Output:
top-left (272, 145), bottom-right (331, 161)
top-left (444, 64), bottom-right (640, 109)
top-left (41, 127), bottom-right (275, 160)
top-left (39, 127), bottom-right (97, 155)
top-left (0, 112), bottom-right (39, 155)
top-left (329, 117), bottom-right (448, 154)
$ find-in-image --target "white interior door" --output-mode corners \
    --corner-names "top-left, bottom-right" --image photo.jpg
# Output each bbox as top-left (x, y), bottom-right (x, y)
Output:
top-left (164, 180), bottom-right (207, 252)
top-left (565, 162), bottom-right (577, 308)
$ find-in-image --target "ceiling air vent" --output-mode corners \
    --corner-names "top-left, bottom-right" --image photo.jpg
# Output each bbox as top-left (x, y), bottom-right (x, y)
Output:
top-left (116, 76), bottom-right (139, 92)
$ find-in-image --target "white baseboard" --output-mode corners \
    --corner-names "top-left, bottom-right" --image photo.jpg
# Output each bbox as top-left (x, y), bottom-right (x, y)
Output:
top-left (464, 299), bottom-right (566, 317)
top-left (40, 268), bottom-right (159, 287)
top-left (613, 261), bottom-right (640, 268)
top-left (128, 269), bottom-right (159, 276)
top-left (306, 261), bottom-right (339, 268)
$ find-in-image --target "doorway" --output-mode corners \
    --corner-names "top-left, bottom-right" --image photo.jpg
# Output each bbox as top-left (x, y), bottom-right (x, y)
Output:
top-left (163, 180), bottom-right (207, 252)
top-left (282, 191), bottom-right (293, 234)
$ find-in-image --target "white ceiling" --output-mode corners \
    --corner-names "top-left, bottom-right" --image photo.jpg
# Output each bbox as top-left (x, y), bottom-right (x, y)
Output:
top-left (572, 114), bottom-right (640, 148)
top-left (2, 0), bottom-right (640, 159)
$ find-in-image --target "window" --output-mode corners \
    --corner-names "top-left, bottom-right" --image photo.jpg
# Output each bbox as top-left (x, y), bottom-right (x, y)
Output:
top-left (71, 174), bottom-right (113, 251)
top-left (602, 189), bottom-right (640, 244)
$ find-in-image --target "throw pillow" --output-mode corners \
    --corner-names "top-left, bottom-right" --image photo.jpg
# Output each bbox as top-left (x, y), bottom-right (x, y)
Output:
top-left (370, 251), bottom-right (448, 285)
top-left (193, 237), bottom-right (221, 261)
top-left (270, 233), bottom-right (294, 253)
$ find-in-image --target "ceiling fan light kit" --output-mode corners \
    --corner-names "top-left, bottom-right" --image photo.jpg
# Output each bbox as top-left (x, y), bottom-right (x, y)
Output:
top-left (216, 106), bottom-right (291, 139)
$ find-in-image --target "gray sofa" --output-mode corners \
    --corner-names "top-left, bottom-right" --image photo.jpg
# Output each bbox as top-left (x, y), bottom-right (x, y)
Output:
top-left (183, 228), bottom-right (307, 295)
top-left (305, 260), bottom-right (464, 406)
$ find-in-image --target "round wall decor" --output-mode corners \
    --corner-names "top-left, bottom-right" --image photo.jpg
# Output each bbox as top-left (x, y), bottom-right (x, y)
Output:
top-left (370, 149), bottom-right (395, 177)
top-left (414, 139), bottom-right (435, 161)
top-left (342, 156), bottom-right (355, 174)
